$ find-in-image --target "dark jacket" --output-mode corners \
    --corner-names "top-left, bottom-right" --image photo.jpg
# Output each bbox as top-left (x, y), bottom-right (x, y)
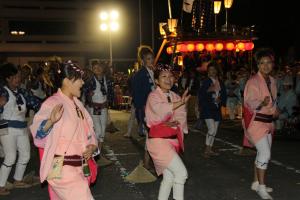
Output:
top-left (198, 78), bottom-right (227, 121)
top-left (131, 67), bottom-right (155, 109)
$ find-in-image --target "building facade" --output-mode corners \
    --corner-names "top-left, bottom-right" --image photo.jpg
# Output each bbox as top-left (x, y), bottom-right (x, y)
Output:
top-left (0, 0), bottom-right (141, 69)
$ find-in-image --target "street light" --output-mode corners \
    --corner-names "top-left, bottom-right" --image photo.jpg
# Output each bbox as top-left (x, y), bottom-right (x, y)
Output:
top-left (99, 10), bottom-right (119, 68)
top-left (214, 0), bottom-right (222, 32)
top-left (224, 0), bottom-right (234, 32)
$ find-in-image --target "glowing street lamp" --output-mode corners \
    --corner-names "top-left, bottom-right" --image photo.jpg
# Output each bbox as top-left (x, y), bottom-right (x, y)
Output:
top-left (99, 10), bottom-right (120, 68)
top-left (224, 0), bottom-right (234, 32)
top-left (214, 0), bottom-right (222, 32)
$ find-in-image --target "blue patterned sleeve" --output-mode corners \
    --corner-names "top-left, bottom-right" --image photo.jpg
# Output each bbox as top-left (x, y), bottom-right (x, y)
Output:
top-left (82, 77), bottom-right (96, 106)
top-left (19, 88), bottom-right (41, 112)
top-left (107, 78), bottom-right (115, 106)
top-left (35, 119), bottom-right (52, 139)
top-left (0, 87), bottom-right (9, 113)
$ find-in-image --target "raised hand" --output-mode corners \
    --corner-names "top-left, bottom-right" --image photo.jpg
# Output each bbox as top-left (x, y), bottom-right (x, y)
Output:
top-left (181, 89), bottom-right (191, 105)
top-left (50, 104), bottom-right (64, 124)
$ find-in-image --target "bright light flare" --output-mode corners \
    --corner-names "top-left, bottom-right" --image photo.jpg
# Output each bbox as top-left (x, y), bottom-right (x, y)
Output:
top-left (110, 22), bottom-right (119, 31)
top-left (110, 10), bottom-right (119, 20)
top-left (99, 11), bottom-right (108, 20)
top-left (100, 23), bottom-right (108, 31)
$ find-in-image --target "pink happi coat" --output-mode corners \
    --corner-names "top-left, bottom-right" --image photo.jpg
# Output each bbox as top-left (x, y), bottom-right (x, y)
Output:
top-left (30, 89), bottom-right (97, 200)
top-left (145, 87), bottom-right (188, 176)
top-left (243, 72), bottom-right (277, 144)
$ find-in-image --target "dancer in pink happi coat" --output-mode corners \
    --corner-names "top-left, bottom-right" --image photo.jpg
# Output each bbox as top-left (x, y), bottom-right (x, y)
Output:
top-left (30, 61), bottom-right (98, 200)
top-left (145, 64), bottom-right (190, 200)
top-left (244, 48), bottom-right (278, 200)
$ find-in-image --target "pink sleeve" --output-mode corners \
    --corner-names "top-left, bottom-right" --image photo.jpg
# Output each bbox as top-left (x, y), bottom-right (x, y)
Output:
top-left (83, 108), bottom-right (98, 147)
top-left (29, 98), bottom-right (57, 148)
top-left (244, 79), bottom-right (261, 112)
top-left (145, 92), bottom-right (173, 127)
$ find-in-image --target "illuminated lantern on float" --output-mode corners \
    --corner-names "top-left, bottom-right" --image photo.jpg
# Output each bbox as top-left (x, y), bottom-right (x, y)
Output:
top-left (205, 43), bottom-right (215, 51)
top-left (175, 44), bottom-right (181, 52)
top-left (245, 42), bottom-right (254, 51)
top-left (167, 41), bottom-right (254, 54)
top-left (196, 43), bottom-right (205, 51)
top-left (179, 44), bottom-right (187, 52)
top-left (187, 43), bottom-right (195, 52)
top-left (166, 46), bottom-right (173, 54)
top-left (226, 42), bottom-right (235, 51)
top-left (177, 55), bottom-right (183, 66)
top-left (236, 42), bottom-right (245, 51)
top-left (215, 43), bottom-right (224, 51)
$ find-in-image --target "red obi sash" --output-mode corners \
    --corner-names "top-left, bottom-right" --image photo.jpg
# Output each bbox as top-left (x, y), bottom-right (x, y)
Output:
top-left (149, 116), bottom-right (183, 153)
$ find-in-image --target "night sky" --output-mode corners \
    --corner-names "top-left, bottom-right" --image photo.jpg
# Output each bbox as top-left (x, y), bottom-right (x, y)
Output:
top-left (3, 0), bottom-right (299, 63)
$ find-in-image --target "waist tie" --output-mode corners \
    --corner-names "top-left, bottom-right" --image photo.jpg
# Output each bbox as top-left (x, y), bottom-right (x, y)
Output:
top-left (0, 120), bottom-right (8, 129)
top-left (54, 155), bottom-right (82, 167)
top-left (92, 101), bottom-right (108, 109)
top-left (148, 135), bottom-right (177, 139)
top-left (254, 113), bottom-right (273, 123)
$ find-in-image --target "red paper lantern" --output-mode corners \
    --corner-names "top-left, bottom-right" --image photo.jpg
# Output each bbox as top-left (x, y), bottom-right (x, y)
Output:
top-left (179, 44), bottom-right (187, 52)
top-left (236, 42), bottom-right (245, 51)
top-left (205, 43), bottom-right (215, 51)
top-left (245, 42), bottom-right (254, 51)
top-left (215, 43), bottom-right (224, 51)
top-left (196, 43), bottom-right (205, 51)
top-left (226, 42), bottom-right (235, 51)
top-left (187, 43), bottom-right (195, 52)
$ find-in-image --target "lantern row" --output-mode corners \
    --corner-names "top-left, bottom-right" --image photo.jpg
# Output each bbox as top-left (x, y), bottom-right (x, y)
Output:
top-left (166, 41), bottom-right (254, 54)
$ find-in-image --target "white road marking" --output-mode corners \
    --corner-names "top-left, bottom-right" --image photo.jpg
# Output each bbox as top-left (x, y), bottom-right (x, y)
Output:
top-left (102, 145), bottom-right (145, 198)
top-left (218, 148), bottom-right (238, 152)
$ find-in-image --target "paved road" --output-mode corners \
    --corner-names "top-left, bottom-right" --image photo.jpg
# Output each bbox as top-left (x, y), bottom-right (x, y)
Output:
top-left (2, 110), bottom-right (300, 200)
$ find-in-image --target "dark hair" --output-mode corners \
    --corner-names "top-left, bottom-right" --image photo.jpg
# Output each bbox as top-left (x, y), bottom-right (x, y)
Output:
top-left (137, 45), bottom-right (154, 64)
top-left (154, 63), bottom-right (174, 79)
top-left (254, 48), bottom-right (275, 63)
top-left (91, 60), bottom-right (107, 68)
top-left (207, 61), bottom-right (219, 72)
top-left (51, 60), bottom-right (84, 89)
top-left (0, 63), bottom-right (19, 84)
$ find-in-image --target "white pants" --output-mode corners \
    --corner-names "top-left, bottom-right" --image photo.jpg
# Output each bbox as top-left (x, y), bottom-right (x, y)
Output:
top-left (90, 108), bottom-right (108, 142)
top-left (158, 153), bottom-right (188, 200)
top-left (126, 105), bottom-right (136, 136)
top-left (205, 119), bottom-right (220, 146)
top-left (255, 134), bottom-right (272, 170)
top-left (0, 144), bottom-right (4, 158)
top-left (0, 128), bottom-right (30, 187)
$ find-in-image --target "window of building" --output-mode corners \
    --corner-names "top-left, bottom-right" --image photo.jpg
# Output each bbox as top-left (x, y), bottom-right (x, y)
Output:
top-left (8, 21), bottom-right (77, 35)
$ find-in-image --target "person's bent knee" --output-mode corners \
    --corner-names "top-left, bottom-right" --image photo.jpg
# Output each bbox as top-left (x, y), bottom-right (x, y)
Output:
top-left (19, 152), bottom-right (30, 164)
top-left (161, 177), bottom-right (173, 188)
top-left (255, 151), bottom-right (271, 170)
top-left (174, 168), bottom-right (188, 185)
top-left (3, 153), bottom-right (17, 166)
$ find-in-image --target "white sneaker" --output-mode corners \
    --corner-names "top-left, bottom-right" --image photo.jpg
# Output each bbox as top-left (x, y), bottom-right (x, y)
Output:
top-left (257, 184), bottom-right (273, 200)
top-left (251, 181), bottom-right (273, 192)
